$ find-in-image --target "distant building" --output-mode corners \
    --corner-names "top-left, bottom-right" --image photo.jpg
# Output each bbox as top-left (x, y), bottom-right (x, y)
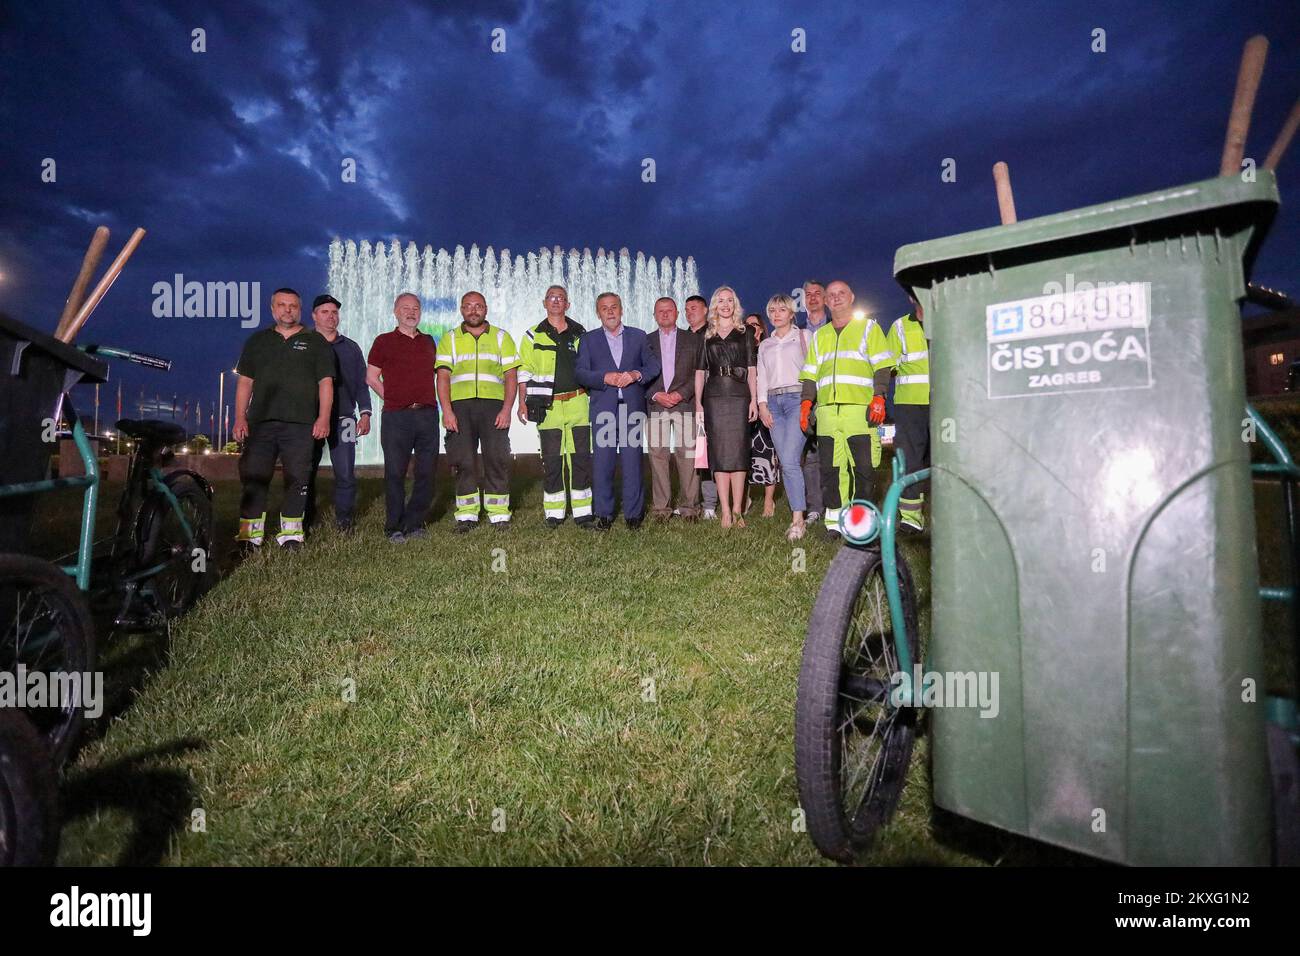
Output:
top-left (1243, 306), bottom-right (1300, 396)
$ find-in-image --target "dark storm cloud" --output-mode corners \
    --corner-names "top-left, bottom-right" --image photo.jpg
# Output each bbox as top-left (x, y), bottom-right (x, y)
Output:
top-left (0, 0), bottom-right (1298, 409)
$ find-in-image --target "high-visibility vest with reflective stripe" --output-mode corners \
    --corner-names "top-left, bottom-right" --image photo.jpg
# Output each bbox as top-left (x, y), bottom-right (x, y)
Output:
top-left (886, 312), bottom-right (929, 405)
top-left (518, 318), bottom-right (584, 400)
top-left (799, 317), bottom-right (895, 406)
top-left (435, 324), bottom-right (521, 402)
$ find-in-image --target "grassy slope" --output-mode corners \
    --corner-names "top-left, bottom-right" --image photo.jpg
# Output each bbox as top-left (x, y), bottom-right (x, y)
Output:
top-left (36, 458), bottom-right (1293, 866)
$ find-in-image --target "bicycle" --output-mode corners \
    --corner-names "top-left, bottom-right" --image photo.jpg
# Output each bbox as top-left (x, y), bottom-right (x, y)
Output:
top-left (1, 322), bottom-right (214, 767)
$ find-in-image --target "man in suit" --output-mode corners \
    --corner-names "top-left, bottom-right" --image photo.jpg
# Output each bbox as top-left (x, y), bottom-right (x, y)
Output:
top-left (575, 292), bottom-right (661, 530)
top-left (644, 296), bottom-right (703, 521)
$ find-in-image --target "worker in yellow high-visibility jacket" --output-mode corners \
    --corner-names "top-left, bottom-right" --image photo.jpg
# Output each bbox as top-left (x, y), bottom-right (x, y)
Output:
top-left (516, 284), bottom-right (594, 528)
top-left (799, 280), bottom-right (896, 541)
top-left (435, 290), bottom-right (521, 531)
top-left (886, 295), bottom-right (930, 532)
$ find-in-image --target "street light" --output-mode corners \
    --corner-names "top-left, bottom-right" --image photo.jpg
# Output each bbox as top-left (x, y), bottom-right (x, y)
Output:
top-left (218, 367), bottom-right (237, 449)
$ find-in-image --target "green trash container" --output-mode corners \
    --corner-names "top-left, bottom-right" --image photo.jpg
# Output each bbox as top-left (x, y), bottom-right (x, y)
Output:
top-left (893, 172), bottom-right (1280, 865)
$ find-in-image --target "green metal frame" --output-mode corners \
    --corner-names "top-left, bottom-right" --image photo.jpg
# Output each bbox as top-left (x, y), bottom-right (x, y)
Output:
top-left (0, 405), bottom-right (196, 597)
top-left (0, 416), bottom-right (100, 591)
top-left (839, 449), bottom-right (928, 707)
top-left (1246, 403), bottom-right (1300, 738)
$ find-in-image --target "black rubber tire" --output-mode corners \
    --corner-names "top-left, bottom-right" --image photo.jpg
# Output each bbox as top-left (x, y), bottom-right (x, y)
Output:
top-left (1267, 721), bottom-right (1299, 866)
top-left (137, 473), bottom-right (213, 618)
top-left (0, 707), bottom-right (60, 866)
top-left (795, 543), bottom-right (920, 863)
top-left (0, 553), bottom-right (96, 766)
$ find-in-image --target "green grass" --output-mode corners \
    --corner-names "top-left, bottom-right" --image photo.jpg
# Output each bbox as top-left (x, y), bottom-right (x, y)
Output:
top-left (27, 459), bottom-right (1295, 866)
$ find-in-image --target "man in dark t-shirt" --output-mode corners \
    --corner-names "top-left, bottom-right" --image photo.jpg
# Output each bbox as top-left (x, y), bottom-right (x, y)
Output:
top-left (365, 292), bottom-right (440, 541)
top-left (233, 287), bottom-right (334, 553)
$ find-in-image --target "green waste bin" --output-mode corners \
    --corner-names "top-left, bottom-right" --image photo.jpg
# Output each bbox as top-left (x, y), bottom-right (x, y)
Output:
top-left (0, 313), bottom-right (108, 554)
top-left (893, 172), bottom-right (1280, 865)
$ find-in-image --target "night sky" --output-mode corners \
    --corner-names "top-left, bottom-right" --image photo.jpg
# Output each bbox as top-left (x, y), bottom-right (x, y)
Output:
top-left (2, 0), bottom-right (1298, 424)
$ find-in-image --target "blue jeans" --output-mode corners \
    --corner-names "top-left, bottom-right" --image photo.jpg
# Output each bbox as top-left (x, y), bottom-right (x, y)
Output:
top-left (309, 416), bottom-right (359, 529)
top-left (767, 391), bottom-right (807, 513)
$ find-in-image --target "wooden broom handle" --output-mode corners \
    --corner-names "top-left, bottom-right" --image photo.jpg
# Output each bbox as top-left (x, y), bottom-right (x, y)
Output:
top-left (1264, 95), bottom-right (1300, 171)
top-left (993, 161), bottom-right (1017, 224)
top-left (1220, 35), bottom-right (1268, 176)
top-left (54, 226), bottom-right (110, 339)
top-left (56, 228), bottom-right (146, 344)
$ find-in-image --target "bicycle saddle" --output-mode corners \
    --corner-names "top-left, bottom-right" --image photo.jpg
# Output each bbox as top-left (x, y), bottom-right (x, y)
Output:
top-left (114, 419), bottom-right (187, 445)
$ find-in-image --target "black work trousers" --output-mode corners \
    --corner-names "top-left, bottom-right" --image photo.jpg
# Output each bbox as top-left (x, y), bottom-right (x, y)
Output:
top-left (892, 404), bottom-right (931, 496)
top-left (818, 432), bottom-right (875, 513)
top-left (445, 398), bottom-right (511, 522)
top-left (381, 406), bottom-right (440, 534)
top-left (539, 424), bottom-right (593, 516)
top-left (239, 420), bottom-right (315, 520)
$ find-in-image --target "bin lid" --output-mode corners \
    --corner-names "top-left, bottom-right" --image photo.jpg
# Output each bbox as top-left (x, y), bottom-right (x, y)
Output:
top-left (0, 311), bottom-right (109, 385)
top-left (894, 172), bottom-right (1279, 285)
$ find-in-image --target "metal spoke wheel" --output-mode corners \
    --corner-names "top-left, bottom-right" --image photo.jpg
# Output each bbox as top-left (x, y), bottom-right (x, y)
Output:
top-left (0, 553), bottom-right (95, 766)
top-left (796, 543), bottom-right (920, 863)
top-left (137, 474), bottom-right (213, 619)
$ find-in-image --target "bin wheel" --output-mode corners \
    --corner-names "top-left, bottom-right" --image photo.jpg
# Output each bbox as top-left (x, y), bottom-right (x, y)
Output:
top-left (796, 543), bottom-right (920, 863)
top-left (0, 552), bottom-right (96, 766)
top-left (0, 708), bottom-right (60, 866)
top-left (137, 473), bottom-right (213, 618)
top-left (1267, 721), bottom-right (1299, 866)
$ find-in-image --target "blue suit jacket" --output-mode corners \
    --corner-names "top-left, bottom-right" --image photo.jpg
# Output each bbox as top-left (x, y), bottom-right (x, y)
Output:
top-left (575, 325), bottom-right (661, 419)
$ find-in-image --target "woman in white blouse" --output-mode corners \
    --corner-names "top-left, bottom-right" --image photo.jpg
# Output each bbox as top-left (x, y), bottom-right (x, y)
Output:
top-left (756, 294), bottom-right (811, 541)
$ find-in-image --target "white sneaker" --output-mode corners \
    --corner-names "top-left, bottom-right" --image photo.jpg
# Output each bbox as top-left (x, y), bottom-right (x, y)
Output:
top-left (672, 508), bottom-right (681, 516)
top-left (703, 509), bottom-right (717, 520)
top-left (807, 510), bottom-right (820, 522)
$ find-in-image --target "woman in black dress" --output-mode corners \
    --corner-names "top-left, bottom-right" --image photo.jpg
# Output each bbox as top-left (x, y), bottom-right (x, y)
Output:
top-left (694, 286), bottom-right (757, 529)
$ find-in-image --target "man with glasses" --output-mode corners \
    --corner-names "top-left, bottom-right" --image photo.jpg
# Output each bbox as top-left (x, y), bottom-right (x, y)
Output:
top-left (517, 285), bottom-right (594, 528)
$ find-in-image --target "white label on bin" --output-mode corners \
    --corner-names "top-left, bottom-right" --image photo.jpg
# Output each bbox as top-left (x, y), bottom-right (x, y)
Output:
top-left (985, 282), bottom-right (1152, 399)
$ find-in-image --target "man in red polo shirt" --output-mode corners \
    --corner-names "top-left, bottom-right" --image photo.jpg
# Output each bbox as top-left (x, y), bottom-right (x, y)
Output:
top-left (365, 292), bottom-right (440, 542)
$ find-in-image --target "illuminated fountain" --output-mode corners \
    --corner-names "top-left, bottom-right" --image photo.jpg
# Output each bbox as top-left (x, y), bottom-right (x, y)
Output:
top-left (326, 240), bottom-right (700, 460)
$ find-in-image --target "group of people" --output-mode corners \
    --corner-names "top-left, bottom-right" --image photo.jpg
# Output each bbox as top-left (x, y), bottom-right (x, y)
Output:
top-left (228, 279), bottom-right (931, 551)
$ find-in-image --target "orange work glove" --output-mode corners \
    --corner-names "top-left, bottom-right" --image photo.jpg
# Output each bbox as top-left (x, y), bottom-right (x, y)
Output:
top-left (868, 394), bottom-right (887, 425)
top-left (800, 400), bottom-right (814, 433)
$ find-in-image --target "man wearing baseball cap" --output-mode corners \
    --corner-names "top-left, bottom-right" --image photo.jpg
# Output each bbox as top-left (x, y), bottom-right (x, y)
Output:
top-left (306, 293), bottom-right (372, 533)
